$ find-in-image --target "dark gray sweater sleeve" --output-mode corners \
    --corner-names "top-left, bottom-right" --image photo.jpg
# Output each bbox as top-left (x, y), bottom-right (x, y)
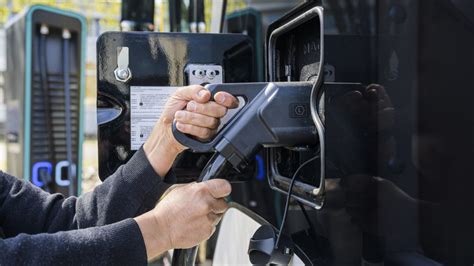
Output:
top-left (0, 219), bottom-right (147, 265)
top-left (0, 147), bottom-right (175, 264)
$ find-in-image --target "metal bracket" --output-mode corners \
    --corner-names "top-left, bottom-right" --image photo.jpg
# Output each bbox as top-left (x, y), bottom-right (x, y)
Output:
top-left (185, 64), bottom-right (223, 85)
top-left (114, 47), bottom-right (132, 83)
top-left (267, 6), bottom-right (326, 209)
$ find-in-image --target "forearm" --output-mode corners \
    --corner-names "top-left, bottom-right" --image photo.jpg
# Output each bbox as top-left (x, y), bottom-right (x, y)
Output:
top-left (0, 219), bottom-right (147, 265)
top-left (76, 147), bottom-right (177, 228)
top-left (0, 147), bottom-right (176, 236)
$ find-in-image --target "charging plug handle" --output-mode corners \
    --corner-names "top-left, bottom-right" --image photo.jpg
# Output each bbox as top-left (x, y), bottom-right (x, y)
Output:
top-left (173, 82), bottom-right (317, 170)
top-left (172, 82), bottom-right (268, 153)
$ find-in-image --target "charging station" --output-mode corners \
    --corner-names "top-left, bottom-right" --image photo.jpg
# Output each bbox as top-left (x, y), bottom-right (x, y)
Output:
top-left (0, 0), bottom-right (472, 265)
top-left (96, 32), bottom-right (257, 182)
top-left (4, 5), bottom-right (86, 196)
top-left (225, 8), bottom-right (264, 82)
top-left (93, 0), bottom-right (474, 265)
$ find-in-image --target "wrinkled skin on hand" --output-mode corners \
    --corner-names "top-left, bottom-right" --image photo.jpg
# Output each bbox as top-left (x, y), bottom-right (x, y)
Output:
top-left (135, 179), bottom-right (232, 260)
top-left (143, 85), bottom-right (238, 177)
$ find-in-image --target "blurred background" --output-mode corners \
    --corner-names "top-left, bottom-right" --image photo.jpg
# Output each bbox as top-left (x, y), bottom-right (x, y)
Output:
top-left (0, 0), bottom-right (298, 192)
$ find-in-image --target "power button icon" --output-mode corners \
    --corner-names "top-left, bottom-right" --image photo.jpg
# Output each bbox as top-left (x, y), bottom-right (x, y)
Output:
top-left (295, 105), bottom-right (305, 116)
top-left (290, 103), bottom-right (309, 118)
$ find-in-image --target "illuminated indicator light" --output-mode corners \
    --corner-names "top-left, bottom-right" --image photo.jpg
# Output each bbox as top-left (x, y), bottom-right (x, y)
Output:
top-left (32, 162), bottom-right (53, 187)
top-left (255, 155), bottom-right (265, 181)
top-left (55, 161), bottom-right (75, 187)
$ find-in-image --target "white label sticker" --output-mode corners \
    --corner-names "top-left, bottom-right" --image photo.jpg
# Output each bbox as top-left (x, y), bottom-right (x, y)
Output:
top-left (130, 86), bottom-right (177, 150)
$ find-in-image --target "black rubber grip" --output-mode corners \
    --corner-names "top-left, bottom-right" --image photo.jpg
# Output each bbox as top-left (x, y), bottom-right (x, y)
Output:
top-left (172, 82), bottom-right (269, 152)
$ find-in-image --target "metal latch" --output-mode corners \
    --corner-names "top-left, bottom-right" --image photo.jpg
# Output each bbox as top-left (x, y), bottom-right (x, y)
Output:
top-left (114, 47), bottom-right (132, 83)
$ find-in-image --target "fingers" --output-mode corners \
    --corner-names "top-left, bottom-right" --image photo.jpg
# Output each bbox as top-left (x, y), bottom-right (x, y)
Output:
top-left (186, 101), bottom-right (227, 118)
top-left (342, 91), bottom-right (364, 113)
top-left (174, 85), bottom-right (211, 104)
top-left (176, 100), bottom-right (232, 139)
top-left (209, 198), bottom-right (228, 214)
top-left (175, 122), bottom-right (216, 140)
top-left (342, 90), bottom-right (363, 105)
top-left (214, 92), bottom-right (240, 108)
top-left (365, 84), bottom-right (393, 108)
top-left (174, 86), bottom-right (239, 108)
top-left (175, 110), bottom-right (220, 129)
top-left (202, 179), bottom-right (232, 199)
top-left (377, 107), bottom-right (395, 131)
top-left (194, 181), bottom-right (229, 214)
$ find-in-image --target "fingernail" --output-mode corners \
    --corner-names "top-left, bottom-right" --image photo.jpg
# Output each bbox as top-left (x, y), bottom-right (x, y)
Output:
top-left (216, 94), bottom-right (226, 103)
top-left (198, 90), bottom-right (207, 98)
top-left (175, 111), bottom-right (184, 119)
top-left (176, 122), bottom-right (183, 130)
top-left (187, 101), bottom-right (196, 111)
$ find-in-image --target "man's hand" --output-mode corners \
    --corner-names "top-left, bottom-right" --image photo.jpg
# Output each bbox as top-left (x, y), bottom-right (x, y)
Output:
top-left (134, 179), bottom-right (231, 260)
top-left (143, 85), bottom-right (238, 176)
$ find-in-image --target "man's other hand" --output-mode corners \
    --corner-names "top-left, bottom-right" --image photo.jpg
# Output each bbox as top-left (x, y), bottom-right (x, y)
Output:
top-left (134, 179), bottom-right (232, 260)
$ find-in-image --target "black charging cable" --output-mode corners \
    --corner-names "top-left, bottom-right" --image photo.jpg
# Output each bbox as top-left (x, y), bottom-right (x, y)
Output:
top-left (38, 24), bottom-right (53, 192)
top-left (297, 200), bottom-right (318, 237)
top-left (62, 28), bottom-right (75, 196)
top-left (275, 155), bottom-right (318, 248)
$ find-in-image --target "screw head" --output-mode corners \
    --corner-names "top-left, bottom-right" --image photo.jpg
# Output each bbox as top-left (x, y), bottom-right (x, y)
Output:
top-left (117, 69), bottom-right (129, 79)
top-left (114, 68), bottom-right (132, 82)
top-left (206, 70), bottom-right (216, 79)
top-left (195, 69), bottom-right (205, 79)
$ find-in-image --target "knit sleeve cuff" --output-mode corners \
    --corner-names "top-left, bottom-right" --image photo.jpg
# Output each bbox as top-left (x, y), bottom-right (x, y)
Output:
top-left (102, 218), bottom-right (148, 264)
top-left (122, 147), bottom-right (176, 183)
top-left (118, 147), bottom-right (176, 212)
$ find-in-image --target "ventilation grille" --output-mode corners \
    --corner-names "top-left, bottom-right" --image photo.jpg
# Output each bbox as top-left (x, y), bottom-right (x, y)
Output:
top-left (31, 72), bottom-right (80, 163)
